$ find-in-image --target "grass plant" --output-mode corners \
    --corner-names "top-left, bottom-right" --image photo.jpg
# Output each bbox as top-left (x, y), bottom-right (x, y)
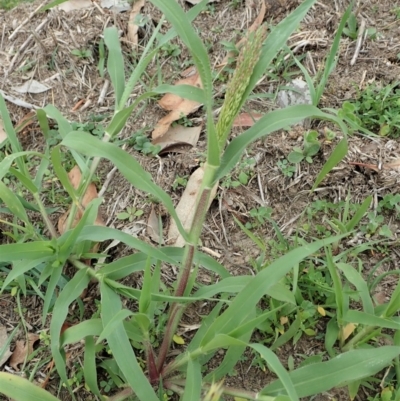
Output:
top-left (1, 1), bottom-right (400, 401)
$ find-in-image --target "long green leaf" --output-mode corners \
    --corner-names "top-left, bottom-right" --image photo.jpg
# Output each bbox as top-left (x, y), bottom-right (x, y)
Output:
top-left (0, 181), bottom-right (31, 225)
top-left (216, 106), bottom-right (345, 182)
top-left (262, 347), bottom-right (400, 397)
top-left (0, 242), bottom-right (55, 262)
top-left (148, 0), bottom-right (219, 166)
top-left (201, 234), bottom-right (346, 346)
top-left (100, 282), bottom-right (159, 401)
top-left (194, 277), bottom-right (295, 304)
top-left (251, 343), bottom-right (299, 401)
top-left (336, 262), bottom-right (374, 315)
top-left (313, 137), bottom-right (348, 189)
top-left (384, 279), bottom-right (400, 318)
top-left (84, 336), bottom-right (102, 398)
top-left (1, 258), bottom-right (50, 292)
top-left (61, 132), bottom-right (188, 240)
top-left (245, 0), bottom-right (316, 101)
top-left (344, 310), bottom-right (400, 330)
top-left (50, 269), bottom-right (91, 388)
top-left (0, 372), bottom-right (59, 401)
top-left (76, 226), bottom-right (177, 265)
top-left (61, 319), bottom-right (103, 346)
top-left (182, 359), bottom-right (202, 401)
top-left (104, 27), bottom-right (125, 107)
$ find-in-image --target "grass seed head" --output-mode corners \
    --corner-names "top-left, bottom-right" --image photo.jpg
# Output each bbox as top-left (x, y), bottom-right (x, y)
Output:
top-left (216, 25), bottom-right (267, 150)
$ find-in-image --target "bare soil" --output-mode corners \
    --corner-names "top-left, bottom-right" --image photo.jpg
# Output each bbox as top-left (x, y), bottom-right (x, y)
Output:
top-left (1, 0), bottom-right (400, 400)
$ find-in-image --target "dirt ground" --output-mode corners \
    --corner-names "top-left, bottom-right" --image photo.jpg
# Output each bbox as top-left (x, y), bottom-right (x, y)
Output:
top-left (1, 0), bottom-right (400, 400)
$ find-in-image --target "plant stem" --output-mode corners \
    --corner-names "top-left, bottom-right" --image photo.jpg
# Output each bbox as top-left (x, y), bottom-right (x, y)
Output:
top-left (33, 193), bottom-right (58, 239)
top-left (156, 165), bottom-right (216, 374)
top-left (166, 378), bottom-right (264, 400)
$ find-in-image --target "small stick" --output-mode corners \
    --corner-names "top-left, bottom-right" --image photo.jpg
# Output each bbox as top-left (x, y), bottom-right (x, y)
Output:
top-left (99, 167), bottom-right (118, 198)
top-left (0, 89), bottom-right (38, 109)
top-left (71, 99), bottom-right (85, 112)
top-left (8, 0), bottom-right (47, 41)
top-left (350, 18), bottom-right (366, 66)
top-left (97, 79), bottom-right (109, 104)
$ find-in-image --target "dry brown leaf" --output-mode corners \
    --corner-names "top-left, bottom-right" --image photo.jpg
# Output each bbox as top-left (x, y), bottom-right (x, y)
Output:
top-left (340, 323), bottom-right (356, 342)
top-left (153, 124), bottom-right (201, 154)
top-left (167, 166), bottom-right (218, 247)
top-left (58, 166), bottom-right (105, 234)
top-left (9, 333), bottom-right (39, 370)
top-left (218, 0), bottom-right (266, 69)
top-left (147, 206), bottom-right (163, 244)
top-left (127, 0), bottom-right (145, 46)
top-left (0, 119), bottom-right (7, 147)
top-left (0, 326), bottom-right (12, 368)
top-left (57, 0), bottom-right (92, 11)
top-left (152, 72), bottom-right (202, 139)
top-left (232, 112), bottom-right (263, 127)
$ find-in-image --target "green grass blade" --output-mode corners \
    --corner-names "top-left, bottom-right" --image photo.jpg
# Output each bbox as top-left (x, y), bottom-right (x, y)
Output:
top-left (1, 258), bottom-right (50, 292)
top-left (42, 105), bottom-right (72, 138)
top-left (51, 146), bottom-right (78, 202)
top-left (314, 3), bottom-right (352, 103)
top-left (61, 132), bottom-right (188, 240)
top-left (325, 246), bottom-right (344, 322)
top-left (96, 310), bottom-right (134, 344)
top-left (216, 106), bottom-right (345, 182)
top-left (8, 168), bottom-right (38, 194)
top-left (187, 302), bottom-right (224, 352)
top-left (344, 310), bottom-right (400, 330)
top-left (0, 181), bottom-right (31, 226)
top-left (182, 359), bottom-right (202, 401)
top-left (325, 318), bottom-right (339, 357)
top-left (148, 0), bottom-right (219, 166)
top-left (148, 0), bottom-right (212, 105)
top-left (336, 262), bottom-right (374, 315)
top-left (83, 336), bottom-right (102, 398)
top-left (228, 305), bottom-right (285, 339)
top-left (262, 347), bottom-right (400, 397)
top-left (346, 195), bottom-right (372, 231)
top-left (0, 93), bottom-right (24, 173)
top-left (384, 279), bottom-right (400, 317)
top-left (0, 372), bottom-right (59, 401)
top-left (105, 104), bottom-right (136, 138)
top-left (244, 0), bottom-right (317, 102)
top-left (161, 247), bottom-right (230, 278)
top-left (153, 84), bottom-right (206, 104)
top-left (50, 269), bottom-right (91, 388)
top-left (194, 277), bottom-right (295, 304)
top-left (61, 319), bottom-right (103, 346)
top-left (251, 343), bottom-right (299, 401)
top-left (201, 234), bottom-right (347, 346)
top-left (104, 27), bottom-right (125, 107)
top-left (0, 242), bottom-right (55, 262)
top-left (99, 253), bottom-right (149, 280)
top-left (313, 137), bottom-right (348, 189)
top-left (77, 226), bottom-right (176, 265)
top-left (100, 282), bottom-right (159, 401)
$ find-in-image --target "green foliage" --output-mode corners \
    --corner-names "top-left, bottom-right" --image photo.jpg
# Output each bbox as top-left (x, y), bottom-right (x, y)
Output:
top-left (347, 83), bottom-right (400, 137)
top-left (288, 130), bottom-right (321, 163)
top-left (2, 1), bottom-right (397, 401)
top-left (0, 0), bottom-right (33, 9)
top-left (343, 12), bottom-right (358, 39)
top-left (277, 159), bottom-right (296, 177)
